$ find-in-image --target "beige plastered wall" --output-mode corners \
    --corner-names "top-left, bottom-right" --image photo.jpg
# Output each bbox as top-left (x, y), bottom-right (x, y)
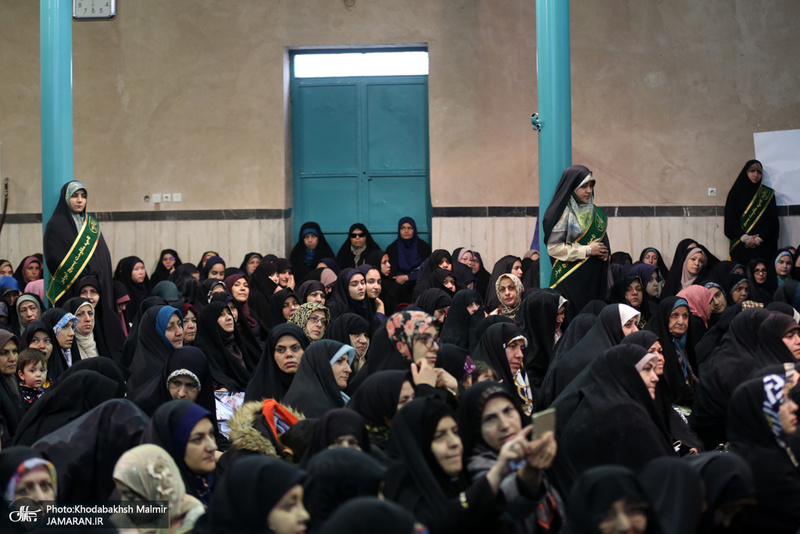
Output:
top-left (1, 0), bottom-right (799, 270)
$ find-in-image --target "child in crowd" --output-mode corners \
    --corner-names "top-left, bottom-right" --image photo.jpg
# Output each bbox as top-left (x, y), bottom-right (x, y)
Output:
top-left (16, 348), bottom-right (48, 406)
top-left (470, 360), bottom-right (497, 383)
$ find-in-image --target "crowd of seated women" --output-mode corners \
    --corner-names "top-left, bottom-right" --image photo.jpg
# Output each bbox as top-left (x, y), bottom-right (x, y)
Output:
top-left (1, 201), bottom-right (800, 533)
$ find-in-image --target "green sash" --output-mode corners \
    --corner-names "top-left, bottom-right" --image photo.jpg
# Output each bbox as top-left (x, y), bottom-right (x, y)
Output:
top-left (729, 184), bottom-right (774, 255)
top-left (46, 215), bottom-right (101, 305)
top-left (550, 207), bottom-right (608, 288)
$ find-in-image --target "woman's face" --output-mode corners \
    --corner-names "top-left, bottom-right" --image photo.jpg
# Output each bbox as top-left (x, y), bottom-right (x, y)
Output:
top-left (639, 359), bottom-right (659, 399)
top-left (168, 375), bottom-right (199, 401)
top-left (18, 300), bottom-right (39, 325)
top-left (349, 332), bottom-right (369, 357)
top-left (433, 307), bottom-right (449, 324)
top-left (732, 282), bottom-right (749, 303)
top-left (25, 261), bottom-right (41, 282)
top-left (685, 252), bottom-right (705, 276)
top-left (278, 269), bottom-right (292, 287)
top-left (13, 465), bottom-right (55, 502)
top-left (399, 222), bottom-right (414, 240)
top-left (598, 497), bottom-right (648, 534)
top-left (306, 290), bottom-right (325, 305)
top-left (643, 251), bottom-right (658, 265)
top-left (511, 260), bottom-right (523, 278)
top-left (348, 274), bottom-right (366, 301)
top-left (69, 189), bottom-right (87, 213)
top-left (246, 255), bottom-right (261, 275)
top-left (282, 296), bottom-right (300, 320)
top-left (625, 280), bottom-right (643, 308)
top-left (75, 304), bottom-right (95, 335)
top-left (304, 233), bottom-right (318, 250)
top-left (305, 311), bottom-right (328, 341)
top-left (28, 331), bottom-right (53, 360)
top-left (380, 254), bottom-right (391, 276)
top-left (0, 340), bottom-right (18, 376)
top-left (459, 251), bottom-right (473, 266)
top-left (782, 328), bottom-right (800, 360)
top-left (365, 269), bottom-right (382, 299)
top-left (227, 301), bottom-right (239, 323)
top-left (331, 354), bottom-right (351, 389)
top-left (217, 308), bottom-right (235, 333)
top-left (267, 485), bottom-right (310, 534)
top-left (56, 322), bottom-right (76, 349)
top-left (208, 263), bottom-right (225, 280)
top-left (779, 393), bottom-right (799, 436)
top-left (437, 257), bottom-right (452, 270)
top-left (274, 335), bottom-right (304, 374)
top-left (648, 341), bottom-right (664, 375)
top-left (431, 416), bottom-right (463, 477)
top-left (668, 306), bottom-right (689, 338)
top-left (161, 253), bottom-right (176, 272)
top-left (505, 338), bottom-right (525, 374)
top-left (164, 313), bottom-right (184, 349)
top-left (442, 275), bottom-right (456, 293)
top-left (183, 418), bottom-right (217, 475)
top-left (349, 228), bottom-right (367, 249)
top-left (480, 396), bottom-right (522, 452)
top-left (709, 288), bottom-right (727, 314)
top-left (467, 301), bottom-right (481, 315)
top-left (131, 262), bottom-right (146, 284)
top-left (746, 162), bottom-right (763, 184)
top-left (497, 277), bottom-right (519, 308)
top-left (231, 278), bottom-right (249, 303)
top-left (776, 255), bottom-right (793, 277)
top-left (471, 255), bottom-right (480, 275)
top-left (574, 181), bottom-right (594, 203)
top-left (411, 332), bottom-right (439, 366)
top-left (183, 311), bottom-right (197, 344)
top-left (0, 263), bottom-right (13, 277)
top-left (622, 316), bottom-right (639, 336)
top-left (79, 285), bottom-right (100, 307)
top-left (752, 263), bottom-right (767, 284)
top-left (397, 380), bottom-right (415, 411)
top-left (556, 305), bottom-right (566, 332)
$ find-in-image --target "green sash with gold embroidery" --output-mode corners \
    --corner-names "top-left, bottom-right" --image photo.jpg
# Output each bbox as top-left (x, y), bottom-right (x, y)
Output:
top-left (46, 215), bottom-right (101, 305)
top-left (550, 207), bottom-right (608, 288)
top-left (729, 184), bottom-right (774, 256)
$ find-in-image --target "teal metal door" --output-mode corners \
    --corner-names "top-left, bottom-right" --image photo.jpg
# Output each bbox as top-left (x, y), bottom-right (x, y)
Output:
top-left (291, 73), bottom-right (430, 251)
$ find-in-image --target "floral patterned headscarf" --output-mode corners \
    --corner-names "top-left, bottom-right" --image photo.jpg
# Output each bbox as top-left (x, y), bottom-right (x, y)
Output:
top-left (3, 457), bottom-right (57, 503)
top-left (385, 310), bottom-right (436, 361)
top-left (113, 444), bottom-right (188, 526)
top-left (288, 302), bottom-right (330, 341)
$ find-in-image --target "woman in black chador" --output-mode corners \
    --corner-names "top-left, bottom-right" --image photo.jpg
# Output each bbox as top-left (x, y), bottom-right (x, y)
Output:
top-left (43, 181), bottom-right (125, 359)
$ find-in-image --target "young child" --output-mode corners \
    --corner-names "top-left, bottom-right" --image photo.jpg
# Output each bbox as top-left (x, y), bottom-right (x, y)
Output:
top-left (16, 348), bottom-right (48, 406)
top-left (470, 360), bottom-right (498, 384)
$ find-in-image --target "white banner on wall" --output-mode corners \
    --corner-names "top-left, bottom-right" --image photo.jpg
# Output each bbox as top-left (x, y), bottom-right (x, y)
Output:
top-left (753, 129), bottom-right (800, 206)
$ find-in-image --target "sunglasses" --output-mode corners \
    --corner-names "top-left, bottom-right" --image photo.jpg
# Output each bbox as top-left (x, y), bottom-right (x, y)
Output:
top-left (350, 232), bottom-right (366, 238)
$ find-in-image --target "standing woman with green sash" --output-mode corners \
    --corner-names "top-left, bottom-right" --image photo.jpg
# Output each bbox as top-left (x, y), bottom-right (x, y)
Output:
top-left (724, 159), bottom-right (779, 265)
top-left (542, 165), bottom-right (610, 320)
top-left (43, 181), bottom-right (125, 360)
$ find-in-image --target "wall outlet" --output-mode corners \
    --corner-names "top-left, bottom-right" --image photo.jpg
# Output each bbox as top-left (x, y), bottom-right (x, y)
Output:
top-left (162, 193), bottom-right (171, 202)
top-left (172, 193), bottom-right (182, 202)
top-left (707, 188), bottom-right (717, 197)
top-left (152, 193), bottom-right (161, 203)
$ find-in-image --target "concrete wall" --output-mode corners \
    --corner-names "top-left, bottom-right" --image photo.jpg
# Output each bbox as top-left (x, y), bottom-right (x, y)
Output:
top-left (1, 0), bottom-right (798, 271)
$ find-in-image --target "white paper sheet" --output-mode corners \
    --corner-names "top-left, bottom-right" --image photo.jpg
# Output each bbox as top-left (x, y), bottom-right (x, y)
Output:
top-left (754, 129), bottom-right (800, 206)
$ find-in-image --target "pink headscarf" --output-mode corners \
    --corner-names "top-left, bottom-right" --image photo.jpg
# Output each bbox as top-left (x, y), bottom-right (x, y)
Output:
top-left (677, 285), bottom-right (714, 327)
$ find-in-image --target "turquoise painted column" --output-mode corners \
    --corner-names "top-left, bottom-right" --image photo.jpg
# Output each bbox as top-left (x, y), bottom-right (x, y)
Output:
top-left (40, 0), bottom-right (74, 303)
top-left (535, 0), bottom-right (572, 287)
